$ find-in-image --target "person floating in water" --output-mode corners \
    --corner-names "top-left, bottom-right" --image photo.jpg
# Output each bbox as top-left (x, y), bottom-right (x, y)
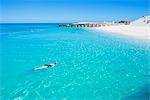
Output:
top-left (34, 62), bottom-right (57, 70)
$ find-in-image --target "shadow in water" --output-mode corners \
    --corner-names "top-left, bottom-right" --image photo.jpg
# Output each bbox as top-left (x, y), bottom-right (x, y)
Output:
top-left (122, 84), bottom-right (150, 100)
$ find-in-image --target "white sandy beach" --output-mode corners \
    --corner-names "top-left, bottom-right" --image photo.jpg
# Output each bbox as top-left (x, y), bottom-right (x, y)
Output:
top-left (93, 25), bottom-right (150, 40)
top-left (91, 15), bottom-right (150, 40)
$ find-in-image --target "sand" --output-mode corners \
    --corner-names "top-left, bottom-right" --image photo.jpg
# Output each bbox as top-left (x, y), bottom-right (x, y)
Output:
top-left (92, 25), bottom-right (150, 40)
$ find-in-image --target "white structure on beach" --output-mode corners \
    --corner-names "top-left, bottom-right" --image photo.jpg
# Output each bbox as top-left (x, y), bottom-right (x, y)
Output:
top-left (130, 15), bottom-right (150, 26)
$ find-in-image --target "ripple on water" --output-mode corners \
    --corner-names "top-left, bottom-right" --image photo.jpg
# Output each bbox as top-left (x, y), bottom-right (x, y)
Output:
top-left (1, 25), bottom-right (150, 99)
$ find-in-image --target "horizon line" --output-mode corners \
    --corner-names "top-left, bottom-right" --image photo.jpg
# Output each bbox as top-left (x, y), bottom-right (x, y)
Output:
top-left (0, 20), bottom-right (132, 24)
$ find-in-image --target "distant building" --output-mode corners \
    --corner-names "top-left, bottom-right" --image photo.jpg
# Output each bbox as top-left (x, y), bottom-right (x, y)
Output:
top-left (118, 21), bottom-right (130, 25)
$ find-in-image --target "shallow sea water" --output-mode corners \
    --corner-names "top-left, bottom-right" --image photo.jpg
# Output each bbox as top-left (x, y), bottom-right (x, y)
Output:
top-left (0, 24), bottom-right (150, 100)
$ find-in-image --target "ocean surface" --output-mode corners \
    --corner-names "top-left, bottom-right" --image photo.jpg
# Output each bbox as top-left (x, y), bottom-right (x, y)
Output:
top-left (0, 23), bottom-right (150, 100)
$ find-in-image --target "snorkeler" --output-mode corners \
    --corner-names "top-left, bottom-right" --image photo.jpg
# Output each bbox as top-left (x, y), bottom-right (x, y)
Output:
top-left (34, 62), bottom-right (57, 70)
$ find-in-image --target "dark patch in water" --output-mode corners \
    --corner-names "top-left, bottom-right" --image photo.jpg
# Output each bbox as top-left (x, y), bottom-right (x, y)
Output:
top-left (142, 74), bottom-right (150, 78)
top-left (122, 84), bottom-right (150, 100)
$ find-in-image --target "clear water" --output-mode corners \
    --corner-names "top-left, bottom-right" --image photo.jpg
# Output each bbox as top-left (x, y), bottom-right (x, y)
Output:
top-left (0, 24), bottom-right (150, 100)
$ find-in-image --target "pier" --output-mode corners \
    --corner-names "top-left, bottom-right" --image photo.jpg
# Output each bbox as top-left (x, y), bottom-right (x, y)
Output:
top-left (59, 21), bottom-right (130, 28)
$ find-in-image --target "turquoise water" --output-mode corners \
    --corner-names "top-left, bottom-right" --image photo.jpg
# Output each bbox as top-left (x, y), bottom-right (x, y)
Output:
top-left (0, 24), bottom-right (150, 100)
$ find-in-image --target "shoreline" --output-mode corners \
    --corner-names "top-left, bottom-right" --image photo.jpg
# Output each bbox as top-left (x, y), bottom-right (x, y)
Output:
top-left (89, 25), bottom-right (150, 40)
